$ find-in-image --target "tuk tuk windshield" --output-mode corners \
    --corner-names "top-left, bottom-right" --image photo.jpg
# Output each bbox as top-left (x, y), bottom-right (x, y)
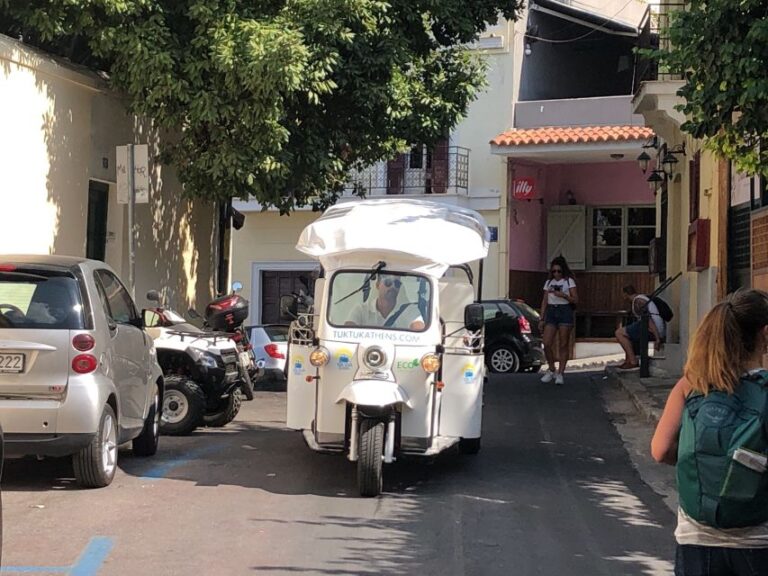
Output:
top-left (328, 271), bottom-right (432, 332)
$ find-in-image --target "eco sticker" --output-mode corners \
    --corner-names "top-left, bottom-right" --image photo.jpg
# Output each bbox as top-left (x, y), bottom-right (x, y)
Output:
top-left (336, 348), bottom-right (354, 370)
top-left (396, 359), bottom-right (419, 370)
top-left (293, 355), bottom-right (305, 376)
top-left (462, 363), bottom-right (475, 383)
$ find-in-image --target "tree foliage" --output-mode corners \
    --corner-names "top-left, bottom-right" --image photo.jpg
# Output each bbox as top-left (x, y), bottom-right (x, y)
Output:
top-left (659, 0), bottom-right (768, 177)
top-left (0, 0), bottom-right (522, 211)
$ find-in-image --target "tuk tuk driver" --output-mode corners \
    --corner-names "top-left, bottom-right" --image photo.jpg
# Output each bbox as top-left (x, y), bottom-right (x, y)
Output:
top-left (346, 274), bottom-right (425, 331)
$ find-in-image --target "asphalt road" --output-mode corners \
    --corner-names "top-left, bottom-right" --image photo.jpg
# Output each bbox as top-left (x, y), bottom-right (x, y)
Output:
top-left (1, 372), bottom-right (676, 575)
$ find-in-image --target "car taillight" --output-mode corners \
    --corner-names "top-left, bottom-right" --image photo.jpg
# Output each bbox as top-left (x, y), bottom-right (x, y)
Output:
top-left (518, 316), bottom-right (531, 334)
top-left (72, 333), bottom-right (95, 352)
top-left (72, 354), bottom-right (98, 374)
top-left (264, 344), bottom-right (285, 359)
top-left (0, 264), bottom-right (16, 272)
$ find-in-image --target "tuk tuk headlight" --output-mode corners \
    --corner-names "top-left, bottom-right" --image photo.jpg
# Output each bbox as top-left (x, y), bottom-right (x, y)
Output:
top-left (364, 346), bottom-right (387, 369)
top-left (309, 347), bottom-right (329, 367)
top-left (420, 353), bottom-right (441, 373)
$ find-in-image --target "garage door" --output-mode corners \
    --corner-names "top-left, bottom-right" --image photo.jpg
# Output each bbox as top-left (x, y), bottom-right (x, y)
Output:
top-left (261, 270), bottom-right (315, 324)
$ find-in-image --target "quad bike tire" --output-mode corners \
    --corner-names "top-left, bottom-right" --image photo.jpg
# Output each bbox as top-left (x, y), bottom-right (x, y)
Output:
top-left (160, 376), bottom-right (206, 436)
top-left (357, 419), bottom-right (385, 498)
top-left (203, 389), bottom-right (242, 428)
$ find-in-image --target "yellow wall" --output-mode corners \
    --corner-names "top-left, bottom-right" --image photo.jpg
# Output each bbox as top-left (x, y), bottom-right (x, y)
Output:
top-left (0, 35), bottom-right (216, 312)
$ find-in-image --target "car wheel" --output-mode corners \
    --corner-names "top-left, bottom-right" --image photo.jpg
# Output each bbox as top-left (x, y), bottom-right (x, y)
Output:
top-left (73, 404), bottom-right (118, 488)
top-left (160, 376), bottom-right (206, 436)
top-left (487, 345), bottom-right (520, 374)
top-left (132, 384), bottom-right (160, 456)
top-left (203, 389), bottom-right (242, 428)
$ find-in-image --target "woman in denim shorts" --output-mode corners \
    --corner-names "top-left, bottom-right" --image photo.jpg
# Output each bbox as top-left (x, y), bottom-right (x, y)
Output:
top-left (538, 256), bottom-right (578, 386)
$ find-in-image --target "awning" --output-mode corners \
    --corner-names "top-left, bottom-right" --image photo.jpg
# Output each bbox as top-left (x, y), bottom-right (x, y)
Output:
top-left (531, 0), bottom-right (640, 36)
top-left (490, 125), bottom-right (654, 163)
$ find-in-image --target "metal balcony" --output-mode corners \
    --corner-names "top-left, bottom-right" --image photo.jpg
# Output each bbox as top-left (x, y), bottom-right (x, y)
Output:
top-left (633, 3), bottom-right (687, 95)
top-left (346, 146), bottom-right (470, 196)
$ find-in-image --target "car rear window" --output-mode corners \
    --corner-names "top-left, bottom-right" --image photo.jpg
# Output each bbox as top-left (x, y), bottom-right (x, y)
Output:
top-left (0, 270), bottom-right (85, 330)
top-left (263, 325), bottom-right (289, 342)
top-left (513, 301), bottom-right (540, 322)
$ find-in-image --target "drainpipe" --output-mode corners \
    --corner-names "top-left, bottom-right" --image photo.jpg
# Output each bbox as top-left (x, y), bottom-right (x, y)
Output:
top-left (498, 160), bottom-right (511, 298)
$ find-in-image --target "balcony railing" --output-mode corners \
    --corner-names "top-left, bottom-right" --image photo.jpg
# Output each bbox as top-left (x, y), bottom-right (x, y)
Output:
top-left (345, 146), bottom-right (470, 196)
top-left (633, 3), bottom-right (686, 95)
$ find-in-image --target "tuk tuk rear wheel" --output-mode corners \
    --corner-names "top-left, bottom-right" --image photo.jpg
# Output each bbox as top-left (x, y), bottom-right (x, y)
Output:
top-left (459, 437), bottom-right (481, 455)
top-left (357, 419), bottom-right (384, 497)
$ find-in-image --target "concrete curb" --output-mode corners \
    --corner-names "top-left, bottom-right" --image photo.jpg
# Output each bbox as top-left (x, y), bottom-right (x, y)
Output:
top-left (605, 368), bottom-right (664, 425)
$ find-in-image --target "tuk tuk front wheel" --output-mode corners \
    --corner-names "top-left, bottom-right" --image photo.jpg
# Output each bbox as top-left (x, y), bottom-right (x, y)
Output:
top-left (357, 419), bottom-right (384, 497)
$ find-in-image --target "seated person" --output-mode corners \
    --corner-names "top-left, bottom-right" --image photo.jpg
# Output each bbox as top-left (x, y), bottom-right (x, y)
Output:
top-left (346, 274), bottom-right (425, 331)
top-left (614, 284), bottom-right (666, 371)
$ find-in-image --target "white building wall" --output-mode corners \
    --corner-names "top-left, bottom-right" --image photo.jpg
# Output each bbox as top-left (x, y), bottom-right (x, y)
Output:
top-left (0, 34), bottom-right (217, 311)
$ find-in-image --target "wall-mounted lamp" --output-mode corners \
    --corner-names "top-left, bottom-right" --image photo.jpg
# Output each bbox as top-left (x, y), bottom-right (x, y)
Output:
top-left (642, 135), bottom-right (659, 150)
top-left (661, 142), bottom-right (686, 179)
top-left (524, 23), bottom-right (538, 57)
top-left (647, 169), bottom-right (665, 192)
top-left (566, 190), bottom-right (576, 205)
top-left (637, 151), bottom-right (652, 174)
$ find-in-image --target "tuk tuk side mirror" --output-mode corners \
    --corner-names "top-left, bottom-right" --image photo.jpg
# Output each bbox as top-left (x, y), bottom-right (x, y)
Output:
top-left (464, 303), bottom-right (485, 332)
top-left (146, 290), bottom-right (161, 303)
top-left (232, 281), bottom-right (243, 293)
top-left (280, 294), bottom-right (299, 321)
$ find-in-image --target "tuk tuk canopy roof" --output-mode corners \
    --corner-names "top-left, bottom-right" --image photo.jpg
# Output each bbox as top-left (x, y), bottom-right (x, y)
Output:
top-left (296, 199), bottom-right (489, 275)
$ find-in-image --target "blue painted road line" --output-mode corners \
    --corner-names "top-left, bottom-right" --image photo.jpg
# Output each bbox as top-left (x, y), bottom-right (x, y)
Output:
top-left (2, 536), bottom-right (114, 575)
top-left (69, 537), bottom-right (114, 576)
top-left (1, 567), bottom-right (69, 573)
top-left (140, 444), bottom-right (225, 480)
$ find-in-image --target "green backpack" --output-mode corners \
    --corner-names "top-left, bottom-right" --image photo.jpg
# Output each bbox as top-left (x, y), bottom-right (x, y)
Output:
top-left (677, 370), bottom-right (768, 529)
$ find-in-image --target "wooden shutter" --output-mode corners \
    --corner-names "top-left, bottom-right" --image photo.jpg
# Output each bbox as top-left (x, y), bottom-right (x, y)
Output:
top-left (547, 205), bottom-right (586, 270)
top-left (689, 151), bottom-right (701, 222)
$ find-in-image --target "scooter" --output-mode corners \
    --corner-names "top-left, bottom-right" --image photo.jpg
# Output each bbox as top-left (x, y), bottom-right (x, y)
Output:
top-left (143, 292), bottom-right (245, 435)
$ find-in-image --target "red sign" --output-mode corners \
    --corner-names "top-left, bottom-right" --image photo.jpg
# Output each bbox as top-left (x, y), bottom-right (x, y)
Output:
top-left (512, 177), bottom-right (536, 200)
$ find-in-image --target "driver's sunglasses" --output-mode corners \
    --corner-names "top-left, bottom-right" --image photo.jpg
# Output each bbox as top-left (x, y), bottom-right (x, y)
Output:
top-left (383, 278), bottom-right (402, 289)
top-left (551, 268), bottom-right (563, 274)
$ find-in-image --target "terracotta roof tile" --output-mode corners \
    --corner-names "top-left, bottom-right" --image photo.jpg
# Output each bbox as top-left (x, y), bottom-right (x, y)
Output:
top-left (491, 125), bottom-right (655, 147)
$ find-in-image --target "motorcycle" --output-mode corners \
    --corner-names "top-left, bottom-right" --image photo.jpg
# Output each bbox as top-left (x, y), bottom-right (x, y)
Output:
top-left (191, 281), bottom-right (261, 400)
top-left (143, 292), bottom-right (245, 434)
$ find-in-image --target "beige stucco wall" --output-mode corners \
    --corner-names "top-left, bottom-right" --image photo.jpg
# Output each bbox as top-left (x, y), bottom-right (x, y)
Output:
top-left (0, 35), bottom-right (216, 312)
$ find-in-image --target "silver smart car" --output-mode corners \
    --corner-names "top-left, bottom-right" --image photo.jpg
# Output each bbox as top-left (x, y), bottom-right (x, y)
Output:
top-left (0, 255), bottom-right (163, 487)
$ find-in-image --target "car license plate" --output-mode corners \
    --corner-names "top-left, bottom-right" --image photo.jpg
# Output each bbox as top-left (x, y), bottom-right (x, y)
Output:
top-left (0, 353), bottom-right (25, 373)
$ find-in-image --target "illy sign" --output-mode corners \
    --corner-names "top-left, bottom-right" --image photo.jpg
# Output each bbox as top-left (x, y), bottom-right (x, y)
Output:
top-left (512, 177), bottom-right (536, 200)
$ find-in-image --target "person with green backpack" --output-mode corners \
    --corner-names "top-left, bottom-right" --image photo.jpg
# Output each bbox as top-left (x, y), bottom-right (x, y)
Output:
top-left (652, 290), bottom-right (768, 575)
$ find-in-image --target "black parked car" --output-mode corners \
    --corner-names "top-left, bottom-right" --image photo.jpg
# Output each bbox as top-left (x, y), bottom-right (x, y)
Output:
top-left (482, 300), bottom-right (545, 374)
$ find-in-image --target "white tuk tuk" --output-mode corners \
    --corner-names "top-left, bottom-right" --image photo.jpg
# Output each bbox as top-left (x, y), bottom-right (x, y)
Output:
top-left (282, 199), bottom-right (489, 496)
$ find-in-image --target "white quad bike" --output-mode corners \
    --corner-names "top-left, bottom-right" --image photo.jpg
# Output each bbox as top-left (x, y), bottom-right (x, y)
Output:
top-left (143, 292), bottom-right (256, 435)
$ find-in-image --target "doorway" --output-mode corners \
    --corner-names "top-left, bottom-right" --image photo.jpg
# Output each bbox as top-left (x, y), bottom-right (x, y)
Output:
top-left (86, 181), bottom-right (109, 261)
